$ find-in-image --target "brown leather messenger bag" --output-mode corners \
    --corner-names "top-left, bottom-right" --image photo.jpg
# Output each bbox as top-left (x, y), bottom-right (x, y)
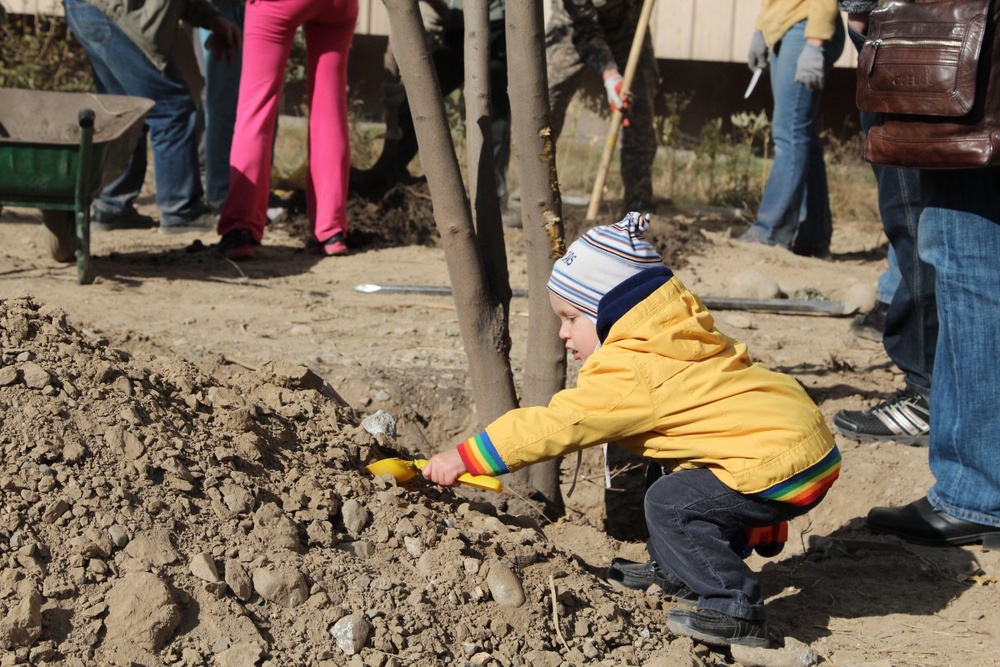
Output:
top-left (857, 0), bottom-right (1000, 168)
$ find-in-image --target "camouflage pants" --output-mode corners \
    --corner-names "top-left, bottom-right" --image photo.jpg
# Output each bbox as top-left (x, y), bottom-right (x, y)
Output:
top-left (545, 11), bottom-right (659, 213)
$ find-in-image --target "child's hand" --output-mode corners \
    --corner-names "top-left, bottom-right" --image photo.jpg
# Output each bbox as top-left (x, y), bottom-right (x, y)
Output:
top-left (422, 449), bottom-right (467, 487)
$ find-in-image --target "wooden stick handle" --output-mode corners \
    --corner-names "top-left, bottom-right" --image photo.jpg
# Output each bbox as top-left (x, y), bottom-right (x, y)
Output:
top-left (585, 0), bottom-right (658, 221)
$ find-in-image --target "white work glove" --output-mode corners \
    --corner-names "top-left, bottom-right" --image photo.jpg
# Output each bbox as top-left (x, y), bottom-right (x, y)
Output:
top-left (747, 30), bottom-right (768, 70)
top-left (603, 73), bottom-right (629, 113)
top-left (795, 43), bottom-right (826, 90)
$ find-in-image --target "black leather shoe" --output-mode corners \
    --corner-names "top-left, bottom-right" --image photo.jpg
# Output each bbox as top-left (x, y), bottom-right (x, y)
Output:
top-left (607, 558), bottom-right (697, 605)
top-left (867, 496), bottom-right (1000, 546)
top-left (666, 608), bottom-right (769, 648)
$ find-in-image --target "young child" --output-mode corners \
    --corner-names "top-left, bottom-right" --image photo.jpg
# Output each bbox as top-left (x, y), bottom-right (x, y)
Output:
top-left (422, 212), bottom-right (840, 648)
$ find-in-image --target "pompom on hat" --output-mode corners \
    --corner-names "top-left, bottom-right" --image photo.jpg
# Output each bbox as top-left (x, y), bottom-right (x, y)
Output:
top-left (547, 212), bottom-right (664, 321)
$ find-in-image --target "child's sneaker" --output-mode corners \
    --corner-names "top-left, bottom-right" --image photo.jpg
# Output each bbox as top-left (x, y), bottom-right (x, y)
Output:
top-left (606, 558), bottom-right (697, 605)
top-left (666, 608), bottom-right (769, 648)
top-left (607, 558), bottom-right (666, 590)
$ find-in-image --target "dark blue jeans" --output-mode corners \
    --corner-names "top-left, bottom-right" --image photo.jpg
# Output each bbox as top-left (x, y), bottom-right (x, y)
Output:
top-left (64, 0), bottom-right (208, 224)
top-left (644, 467), bottom-right (823, 621)
top-left (849, 26), bottom-right (937, 399)
top-left (869, 152), bottom-right (936, 397)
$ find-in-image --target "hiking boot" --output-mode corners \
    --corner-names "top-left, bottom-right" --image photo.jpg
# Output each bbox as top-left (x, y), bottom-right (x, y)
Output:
top-left (850, 301), bottom-right (889, 342)
top-left (833, 389), bottom-right (930, 447)
top-left (667, 608), bottom-right (769, 648)
top-left (214, 229), bottom-right (257, 261)
top-left (91, 205), bottom-right (156, 231)
top-left (606, 559), bottom-right (697, 605)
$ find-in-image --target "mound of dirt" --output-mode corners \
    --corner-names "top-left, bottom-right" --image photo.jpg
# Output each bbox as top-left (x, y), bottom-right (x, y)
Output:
top-left (270, 185), bottom-right (709, 270)
top-left (0, 295), bottom-right (728, 666)
top-left (3, 189), bottom-right (1000, 666)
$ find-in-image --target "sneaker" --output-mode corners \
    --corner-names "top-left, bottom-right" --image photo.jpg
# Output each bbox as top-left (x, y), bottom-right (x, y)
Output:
top-left (606, 559), bottom-right (698, 605)
top-left (214, 229), bottom-right (257, 260)
top-left (850, 301), bottom-right (889, 342)
top-left (666, 608), bottom-right (769, 648)
top-left (159, 211), bottom-right (218, 235)
top-left (305, 231), bottom-right (348, 257)
top-left (91, 205), bottom-right (156, 231)
top-left (833, 389), bottom-right (930, 447)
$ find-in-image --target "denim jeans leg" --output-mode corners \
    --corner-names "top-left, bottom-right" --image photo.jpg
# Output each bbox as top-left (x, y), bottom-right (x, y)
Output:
top-left (63, 0), bottom-right (147, 216)
top-left (919, 168), bottom-right (1000, 527)
top-left (63, 0), bottom-right (204, 224)
top-left (849, 26), bottom-right (936, 398)
top-left (145, 58), bottom-right (207, 224)
top-left (644, 468), bottom-right (816, 621)
top-left (200, 0), bottom-right (245, 210)
top-left (749, 21), bottom-right (828, 247)
top-left (877, 245), bottom-right (901, 304)
top-left (791, 131), bottom-right (833, 251)
top-left (876, 161), bottom-right (934, 397)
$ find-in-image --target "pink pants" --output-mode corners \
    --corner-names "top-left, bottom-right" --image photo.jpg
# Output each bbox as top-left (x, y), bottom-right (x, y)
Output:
top-left (220, 0), bottom-right (357, 243)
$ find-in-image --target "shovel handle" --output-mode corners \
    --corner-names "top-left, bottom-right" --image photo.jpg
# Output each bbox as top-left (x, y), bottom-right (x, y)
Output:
top-left (414, 459), bottom-right (503, 492)
top-left (455, 472), bottom-right (503, 492)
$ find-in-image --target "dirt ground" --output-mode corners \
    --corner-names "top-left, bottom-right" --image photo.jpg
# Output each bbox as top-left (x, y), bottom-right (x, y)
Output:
top-left (1, 185), bottom-right (998, 667)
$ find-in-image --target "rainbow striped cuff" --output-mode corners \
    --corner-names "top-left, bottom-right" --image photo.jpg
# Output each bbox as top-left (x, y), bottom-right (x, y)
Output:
top-left (755, 446), bottom-right (841, 506)
top-left (457, 431), bottom-right (509, 476)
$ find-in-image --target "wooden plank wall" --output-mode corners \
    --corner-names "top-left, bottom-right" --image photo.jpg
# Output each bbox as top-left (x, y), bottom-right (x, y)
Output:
top-left (4, 0), bottom-right (856, 67)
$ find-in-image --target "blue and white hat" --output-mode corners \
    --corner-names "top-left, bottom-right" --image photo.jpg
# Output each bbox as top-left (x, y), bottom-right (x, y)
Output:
top-left (546, 212), bottom-right (663, 322)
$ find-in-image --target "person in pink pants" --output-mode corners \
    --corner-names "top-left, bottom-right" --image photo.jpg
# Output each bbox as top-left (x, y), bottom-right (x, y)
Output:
top-left (215, 0), bottom-right (357, 260)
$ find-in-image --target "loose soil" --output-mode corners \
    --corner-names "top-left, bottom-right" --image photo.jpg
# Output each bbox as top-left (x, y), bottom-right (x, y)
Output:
top-left (1, 186), bottom-right (998, 667)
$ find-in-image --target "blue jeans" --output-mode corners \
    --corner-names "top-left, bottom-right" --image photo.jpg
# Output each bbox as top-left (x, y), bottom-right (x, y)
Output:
top-left (200, 0), bottom-right (244, 209)
top-left (871, 154), bottom-right (935, 397)
top-left (919, 168), bottom-right (1000, 527)
top-left (644, 467), bottom-right (823, 621)
top-left (747, 19), bottom-right (845, 251)
top-left (877, 246), bottom-right (900, 304)
top-left (849, 26), bottom-right (936, 399)
top-left (64, 0), bottom-right (207, 224)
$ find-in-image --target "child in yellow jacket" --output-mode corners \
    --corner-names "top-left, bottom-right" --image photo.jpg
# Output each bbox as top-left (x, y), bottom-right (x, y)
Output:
top-left (423, 212), bottom-right (840, 648)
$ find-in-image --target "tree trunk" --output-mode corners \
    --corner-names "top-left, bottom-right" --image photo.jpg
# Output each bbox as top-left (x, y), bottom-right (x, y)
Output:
top-left (382, 0), bottom-right (517, 426)
top-left (505, 0), bottom-right (567, 517)
top-left (463, 1), bottom-right (511, 307)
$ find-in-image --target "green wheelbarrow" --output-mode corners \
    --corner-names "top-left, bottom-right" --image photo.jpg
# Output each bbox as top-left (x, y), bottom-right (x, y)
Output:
top-left (0, 89), bottom-right (154, 284)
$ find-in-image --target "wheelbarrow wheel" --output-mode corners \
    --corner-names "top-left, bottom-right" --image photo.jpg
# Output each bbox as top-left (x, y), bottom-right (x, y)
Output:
top-left (42, 210), bottom-right (76, 263)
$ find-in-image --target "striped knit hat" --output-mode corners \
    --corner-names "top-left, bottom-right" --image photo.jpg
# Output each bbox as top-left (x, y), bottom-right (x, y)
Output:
top-left (547, 212), bottom-right (663, 322)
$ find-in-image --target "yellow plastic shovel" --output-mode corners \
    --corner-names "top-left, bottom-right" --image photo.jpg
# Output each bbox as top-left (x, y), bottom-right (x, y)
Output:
top-left (365, 457), bottom-right (502, 492)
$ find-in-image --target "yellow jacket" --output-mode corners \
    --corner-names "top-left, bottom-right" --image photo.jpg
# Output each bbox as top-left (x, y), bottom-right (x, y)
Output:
top-left (754, 0), bottom-right (841, 48)
top-left (458, 270), bottom-right (838, 503)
